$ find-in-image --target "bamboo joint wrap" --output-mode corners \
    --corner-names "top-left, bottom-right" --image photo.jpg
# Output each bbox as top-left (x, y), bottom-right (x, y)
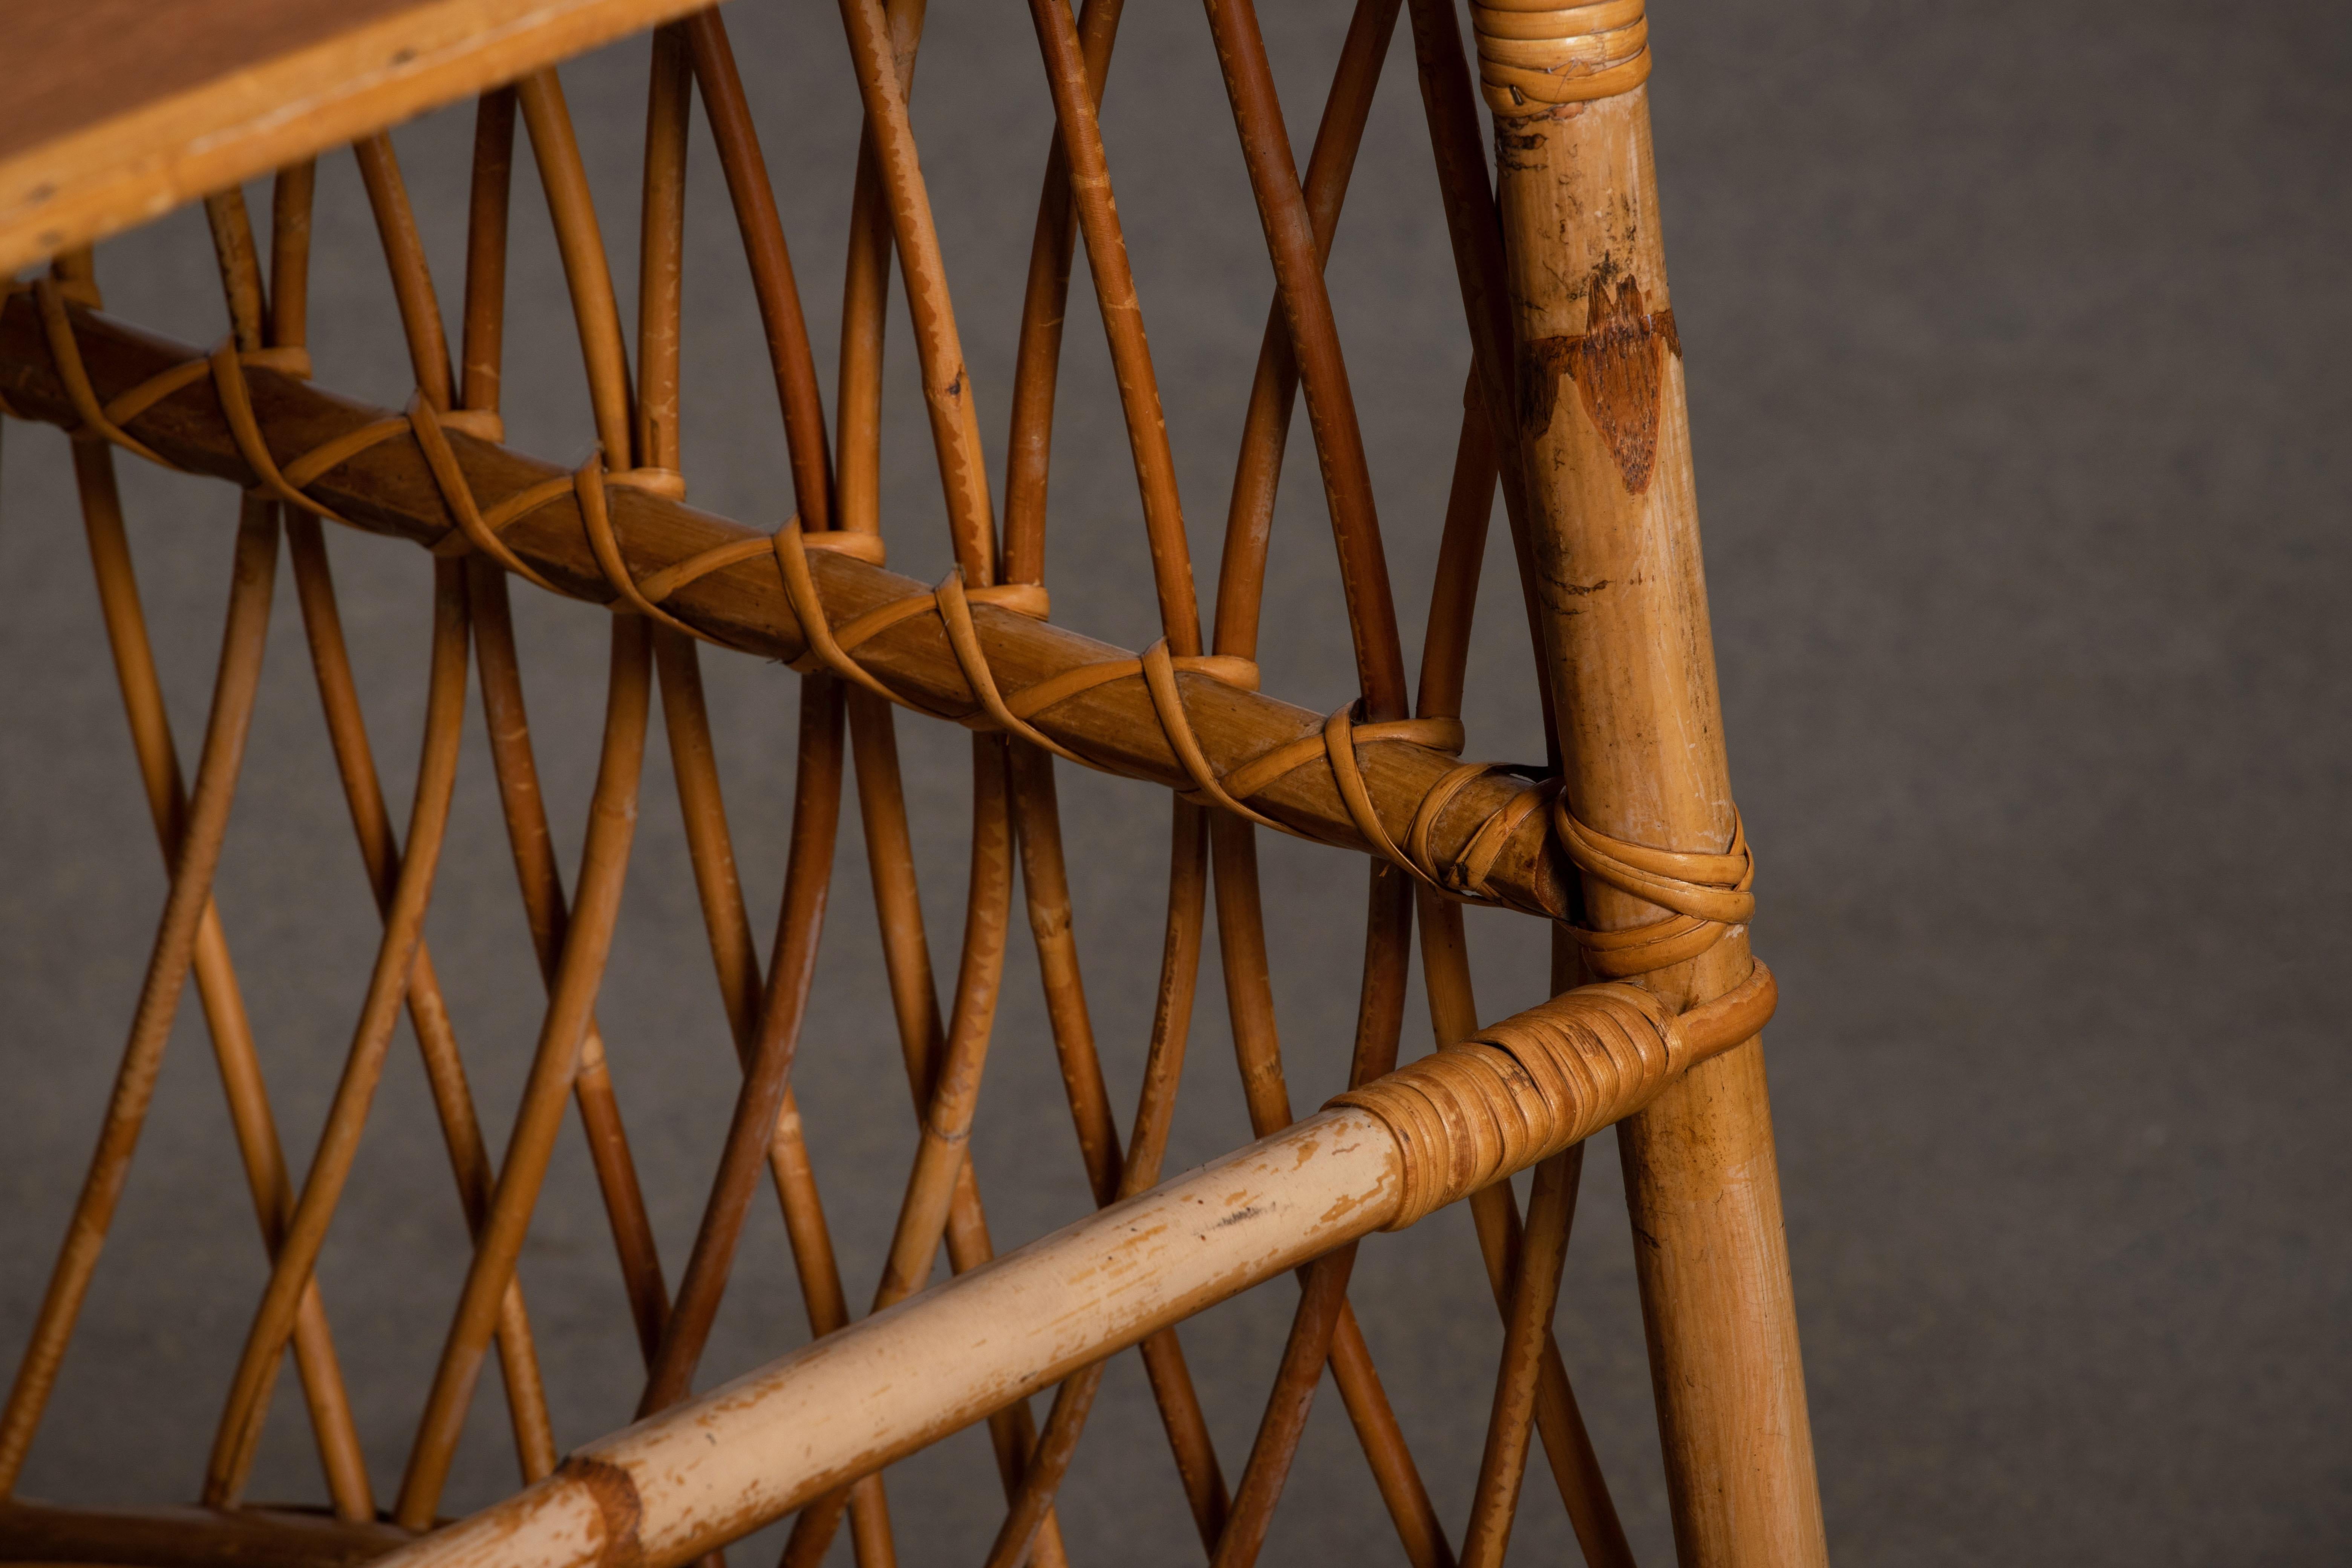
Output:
top-left (1334, 959), bottom-right (1774, 1228)
top-left (1474, 0), bottom-right (1652, 113)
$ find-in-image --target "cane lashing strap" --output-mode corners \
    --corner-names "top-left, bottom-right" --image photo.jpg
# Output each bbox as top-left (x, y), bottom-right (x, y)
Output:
top-left (1473, 0), bottom-right (1652, 113)
top-left (1335, 982), bottom-right (1681, 1229)
top-left (1554, 801), bottom-right (1754, 978)
top-left (1333, 957), bottom-right (1778, 1229)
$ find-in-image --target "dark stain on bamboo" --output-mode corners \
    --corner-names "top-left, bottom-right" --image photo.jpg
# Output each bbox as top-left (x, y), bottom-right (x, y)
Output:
top-left (1517, 273), bottom-right (1680, 495)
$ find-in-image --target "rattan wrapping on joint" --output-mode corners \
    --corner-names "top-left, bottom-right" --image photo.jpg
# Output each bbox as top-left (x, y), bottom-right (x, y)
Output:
top-left (1333, 982), bottom-right (1683, 1228)
top-left (1473, 0), bottom-right (1652, 113)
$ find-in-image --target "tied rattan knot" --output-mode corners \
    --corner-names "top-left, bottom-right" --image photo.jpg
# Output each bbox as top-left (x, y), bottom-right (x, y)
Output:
top-left (1332, 981), bottom-right (1682, 1229)
top-left (1554, 801), bottom-right (1755, 977)
top-left (1473, 0), bottom-right (1652, 113)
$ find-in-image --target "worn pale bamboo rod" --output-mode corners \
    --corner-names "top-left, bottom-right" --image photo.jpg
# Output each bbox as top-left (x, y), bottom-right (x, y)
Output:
top-left (68, 434), bottom-right (372, 1523)
top-left (204, 556), bottom-right (478, 1508)
top-left (0, 501), bottom-right (279, 1494)
top-left (684, 10), bottom-right (836, 532)
top-left (278, 516), bottom-right (560, 1490)
top-left (1200, 0), bottom-right (1405, 719)
top-left (1459, 1146), bottom-right (1579, 1568)
top-left (1485, 8), bottom-right (1828, 1560)
top-left (368, 962), bottom-right (1773, 1568)
top-left (0, 297), bottom-right (1574, 917)
top-left (392, 617), bottom-right (652, 1530)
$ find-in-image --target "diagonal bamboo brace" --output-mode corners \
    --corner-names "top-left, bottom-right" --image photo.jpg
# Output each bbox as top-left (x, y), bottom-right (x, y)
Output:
top-left (0, 292), bottom-right (1574, 919)
top-left (361, 968), bottom-right (1772, 1568)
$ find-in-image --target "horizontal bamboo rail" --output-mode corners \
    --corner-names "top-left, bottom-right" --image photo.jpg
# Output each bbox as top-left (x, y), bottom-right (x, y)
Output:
top-left (366, 967), bottom-right (1775, 1568)
top-left (0, 293), bottom-right (1573, 919)
top-left (0, 1500), bottom-right (410, 1568)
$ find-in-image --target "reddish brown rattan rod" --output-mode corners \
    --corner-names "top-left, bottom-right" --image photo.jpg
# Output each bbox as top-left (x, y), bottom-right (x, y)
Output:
top-left (0, 1501), bottom-right (410, 1568)
top-left (72, 438), bottom-right (374, 1523)
top-left (0, 502), bottom-right (280, 1495)
top-left (0, 297), bottom-right (1576, 919)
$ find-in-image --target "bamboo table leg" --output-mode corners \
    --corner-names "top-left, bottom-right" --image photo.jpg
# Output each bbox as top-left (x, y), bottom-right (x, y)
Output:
top-left (1482, 7), bottom-right (1830, 1563)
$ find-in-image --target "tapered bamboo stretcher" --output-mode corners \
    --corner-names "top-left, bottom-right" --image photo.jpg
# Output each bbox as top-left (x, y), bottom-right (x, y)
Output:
top-left (0, 0), bottom-right (1827, 1566)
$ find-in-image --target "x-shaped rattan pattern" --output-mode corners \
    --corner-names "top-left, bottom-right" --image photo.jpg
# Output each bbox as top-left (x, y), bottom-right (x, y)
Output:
top-left (0, 2), bottom-right (1669, 1565)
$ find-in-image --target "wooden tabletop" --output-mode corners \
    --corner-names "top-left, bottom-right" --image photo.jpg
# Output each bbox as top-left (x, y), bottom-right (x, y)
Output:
top-left (1, 0), bottom-right (716, 275)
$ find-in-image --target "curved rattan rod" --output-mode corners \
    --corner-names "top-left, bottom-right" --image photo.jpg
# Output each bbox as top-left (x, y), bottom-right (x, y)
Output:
top-left (67, 430), bottom-right (375, 1523)
top-left (1203, 0), bottom-right (1408, 721)
top-left (236, 164), bottom-right (567, 1502)
top-left (1188, 3), bottom-right (1462, 1559)
top-left (836, 0), bottom-right (995, 581)
top-left (1208, 0), bottom-right (1401, 664)
top-left (969, 0), bottom-right (1245, 1539)
top-left (437, 94), bottom-right (682, 1436)
top-left (845, 697), bottom-right (1070, 1567)
top-left (1022, 0), bottom-right (1201, 653)
top-left (471, 565), bottom-right (672, 1367)
top-left (773, 732), bottom-right (1022, 1568)
top-left (392, 617), bottom-right (653, 1529)
top-left (205, 553), bottom-right (476, 1508)
top-left (81, 210), bottom-right (381, 1522)
top-left (276, 518), bottom-right (565, 1498)
top-left (685, 12), bottom-right (836, 534)
top-left (976, 796), bottom-right (1217, 1568)
top-left (0, 502), bottom-right (281, 1497)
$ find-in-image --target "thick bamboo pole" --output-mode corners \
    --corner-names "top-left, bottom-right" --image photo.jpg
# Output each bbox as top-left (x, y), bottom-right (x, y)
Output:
top-left (1479, 5), bottom-right (1829, 1562)
top-left (0, 296), bottom-right (1573, 919)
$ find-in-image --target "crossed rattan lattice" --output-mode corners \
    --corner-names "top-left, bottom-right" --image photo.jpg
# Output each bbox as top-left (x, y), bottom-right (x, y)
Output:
top-left (0, 1), bottom-right (1815, 1565)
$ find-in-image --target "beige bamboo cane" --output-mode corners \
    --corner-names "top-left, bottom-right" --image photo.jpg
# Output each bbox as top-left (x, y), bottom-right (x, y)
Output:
top-left (363, 966), bottom-right (1772, 1568)
top-left (1481, 6), bottom-right (1830, 1562)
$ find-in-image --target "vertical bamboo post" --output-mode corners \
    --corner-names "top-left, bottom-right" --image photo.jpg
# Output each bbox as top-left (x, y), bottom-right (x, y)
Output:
top-left (1479, 5), bottom-right (1829, 1565)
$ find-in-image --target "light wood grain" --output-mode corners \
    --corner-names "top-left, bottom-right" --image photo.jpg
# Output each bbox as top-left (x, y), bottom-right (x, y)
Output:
top-left (0, 0), bottom-right (723, 275)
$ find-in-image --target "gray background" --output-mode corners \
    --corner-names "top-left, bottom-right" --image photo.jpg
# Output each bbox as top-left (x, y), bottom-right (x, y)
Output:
top-left (1, 0), bottom-right (2344, 1563)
